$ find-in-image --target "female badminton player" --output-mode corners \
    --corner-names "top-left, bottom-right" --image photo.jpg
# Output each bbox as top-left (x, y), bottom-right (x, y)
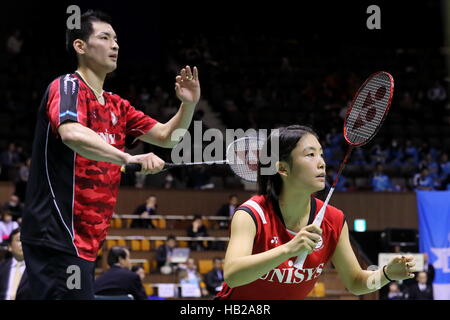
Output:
top-left (216, 125), bottom-right (415, 300)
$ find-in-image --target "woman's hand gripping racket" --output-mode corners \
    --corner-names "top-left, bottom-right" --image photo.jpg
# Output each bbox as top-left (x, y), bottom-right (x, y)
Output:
top-left (293, 71), bottom-right (395, 269)
top-left (121, 136), bottom-right (264, 182)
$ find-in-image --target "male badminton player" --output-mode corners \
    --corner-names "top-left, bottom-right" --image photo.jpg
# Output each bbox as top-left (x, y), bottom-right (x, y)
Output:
top-left (21, 10), bottom-right (200, 299)
top-left (216, 125), bottom-right (415, 299)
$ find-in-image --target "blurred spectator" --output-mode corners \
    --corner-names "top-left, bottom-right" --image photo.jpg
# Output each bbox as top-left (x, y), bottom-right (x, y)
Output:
top-left (427, 80), bottom-right (447, 104)
top-left (280, 56), bottom-right (293, 73)
top-left (204, 257), bottom-right (224, 296)
top-left (94, 246), bottom-right (147, 300)
top-left (6, 29), bottom-right (23, 55)
top-left (418, 150), bottom-right (440, 188)
top-left (419, 153), bottom-right (439, 179)
top-left (326, 167), bottom-right (348, 192)
top-left (392, 245), bottom-right (403, 253)
top-left (386, 282), bottom-right (405, 300)
top-left (2, 194), bottom-right (24, 223)
top-left (187, 215), bottom-right (209, 251)
top-left (138, 87), bottom-right (151, 105)
top-left (178, 257), bottom-right (209, 297)
top-left (371, 164), bottom-right (394, 192)
top-left (222, 100), bottom-right (246, 128)
top-left (438, 153), bottom-right (450, 189)
top-left (0, 228), bottom-right (30, 300)
top-left (131, 265), bottom-right (146, 282)
top-left (387, 139), bottom-right (404, 167)
top-left (0, 211), bottom-right (19, 242)
top-left (413, 167), bottom-right (434, 190)
top-left (156, 234), bottom-right (177, 271)
top-left (0, 143), bottom-right (20, 181)
top-left (404, 140), bottom-right (419, 166)
top-left (325, 127), bottom-right (342, 148)
top-left (349, 147), bottom-right (367, 166)
top-left (407, 272), bottom-right (433, 300)
top-left (422, 253), bottom-right (435, 285)
top-left (187, 165), bottom-right (214, 189)
top-left (370, 143), bottom-right (389, 165)
top-left (439, 152), bottom-right (450, 175)
top-left (130, 195), bottom-right (157, 229)
top-left (323, 143), bottom-right (341, 167)
top-left (14, 158), bottom-right (31, 203)
top-left (420, 142), bottom-right (440, 163)
top-left (164, 172), bottom-right (175, 189)
top-left (216, 194), bottom-right (239, 229)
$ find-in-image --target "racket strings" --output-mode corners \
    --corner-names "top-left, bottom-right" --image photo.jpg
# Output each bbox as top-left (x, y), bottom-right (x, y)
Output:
top-left (346, 72), bottom-right (392, 145)
top-left (227, 136), bottom-right (262, 182)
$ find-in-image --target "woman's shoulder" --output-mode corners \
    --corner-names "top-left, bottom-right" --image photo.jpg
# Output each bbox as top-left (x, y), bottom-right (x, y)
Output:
top-left (238, 194), bottom-right (269, 208)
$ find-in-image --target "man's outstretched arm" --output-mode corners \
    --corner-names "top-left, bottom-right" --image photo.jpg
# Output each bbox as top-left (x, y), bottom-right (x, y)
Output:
top-left (59, 122), bottom-right (165, 174)
top-left (138, 66), bottom-right (200, 148)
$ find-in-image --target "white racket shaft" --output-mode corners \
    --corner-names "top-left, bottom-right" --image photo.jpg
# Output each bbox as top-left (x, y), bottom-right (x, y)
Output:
top-left (293, 186), bottom-right (335, 269)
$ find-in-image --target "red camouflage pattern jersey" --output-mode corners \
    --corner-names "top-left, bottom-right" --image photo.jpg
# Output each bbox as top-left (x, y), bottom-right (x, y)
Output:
top-left (21, 72), bottom-right (157, 261)
top-left (216, 194), bottom-right (345, 300)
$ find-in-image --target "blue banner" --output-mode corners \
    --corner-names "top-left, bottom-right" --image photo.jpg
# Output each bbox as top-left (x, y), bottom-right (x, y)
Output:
top-left (417, 191), bottom-right (450, 300)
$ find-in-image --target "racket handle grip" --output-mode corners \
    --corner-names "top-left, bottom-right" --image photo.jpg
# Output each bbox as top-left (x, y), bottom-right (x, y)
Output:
top-left (293, 251), bottom-right (308, 269)
top-left (121, 163), bottom-right (142, 173)
top-left (120, 163), bottom-right (178, 173)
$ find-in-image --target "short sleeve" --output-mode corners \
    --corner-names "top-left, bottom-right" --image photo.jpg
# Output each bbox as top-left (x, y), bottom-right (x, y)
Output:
top-left (123, 99), bottom-right (158, 138)
top-left (46, 74), bottom-right (87, 133)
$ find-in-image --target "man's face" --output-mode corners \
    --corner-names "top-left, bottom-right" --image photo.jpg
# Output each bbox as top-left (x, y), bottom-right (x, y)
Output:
top-left (229, 196), bottom-right (238, 206)
top-left (417, 272), bottom-right (427, 284)
top-left (167, 239), bottom-right (176, 248)
top-left (10, 195), bottom-right (19, 205)
top-left (147, 196), bottom-right (157, 206)
top-left (214, 259), bottom-right (223, 269)
top-left (81, 21), bottom-right (119, 73)
top-left (136, 268), bottom-right (145, 281)
top-left (119, 249), bottom-right (132, 270)
top-left (9, 232), bottom-right (24, 261)
top-left (187, 258), bottom-right (196, 269)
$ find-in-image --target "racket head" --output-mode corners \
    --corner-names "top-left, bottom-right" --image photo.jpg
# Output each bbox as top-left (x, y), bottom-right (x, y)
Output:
top-left (226, 136), bottom-right (265, 182)
top-left (343, 71), bottom-right (394, 147)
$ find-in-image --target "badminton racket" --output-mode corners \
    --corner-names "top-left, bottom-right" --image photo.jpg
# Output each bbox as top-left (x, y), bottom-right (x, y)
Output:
top-left (294, 71), bottom-right (395, 269)
top-left (121, 136), bottom-right (264, 182)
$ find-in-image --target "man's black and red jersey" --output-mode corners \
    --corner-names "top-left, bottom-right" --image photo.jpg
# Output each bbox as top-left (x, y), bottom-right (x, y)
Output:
top-left (22, 72), bottom-right (157, 261)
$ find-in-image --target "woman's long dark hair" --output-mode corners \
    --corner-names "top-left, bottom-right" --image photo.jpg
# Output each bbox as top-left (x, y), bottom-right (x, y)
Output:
top-left (257, 125), bottom-right (319, 217)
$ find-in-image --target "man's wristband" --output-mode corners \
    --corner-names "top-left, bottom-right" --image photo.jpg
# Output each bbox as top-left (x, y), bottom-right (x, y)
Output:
top-left (383, 265), bottom-right (393, 282)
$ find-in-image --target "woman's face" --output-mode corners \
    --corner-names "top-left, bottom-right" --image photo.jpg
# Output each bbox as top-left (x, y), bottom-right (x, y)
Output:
top-left (281, 133), bottom-right (326, 193)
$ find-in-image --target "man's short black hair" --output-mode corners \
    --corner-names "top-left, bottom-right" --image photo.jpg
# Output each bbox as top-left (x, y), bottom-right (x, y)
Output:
top-left (167, 234), bottom-right (176, 241)
top-left (107, 246), bottom-right (128, 267)
top-left (65, 10), bottom-right (112, 63)
top-left (1, 210), bottom-right (13, 220)
top-left (7, 228), bottom-right (20, 245)
top-left (131, 265), bottom-right (143, 273)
